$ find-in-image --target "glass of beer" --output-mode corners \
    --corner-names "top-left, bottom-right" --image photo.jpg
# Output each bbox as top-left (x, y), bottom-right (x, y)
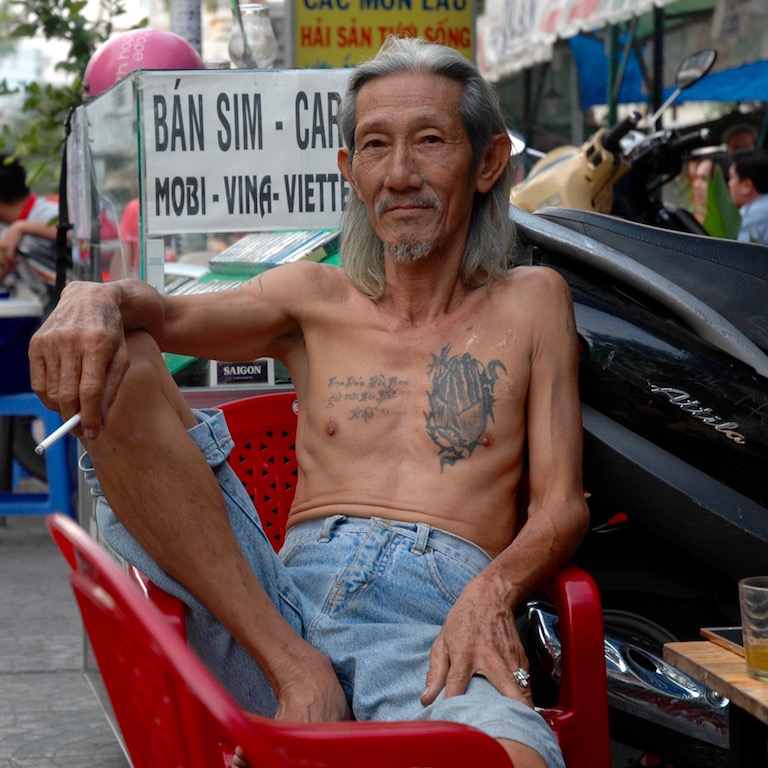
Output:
top-left (739, 576), bottom-right (768, 679)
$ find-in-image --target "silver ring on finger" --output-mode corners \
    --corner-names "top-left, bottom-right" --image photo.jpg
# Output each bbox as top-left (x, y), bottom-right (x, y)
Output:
top-left (513, 668), bottom-right (530, 689)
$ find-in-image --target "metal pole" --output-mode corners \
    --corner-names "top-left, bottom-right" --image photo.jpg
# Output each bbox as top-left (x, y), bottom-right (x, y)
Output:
top-left (652, 6), bottom-right (665, 130)
top-left (607, 25), bottom-right (618, 128)
top-left (0, 417), bottom-right (12, 526)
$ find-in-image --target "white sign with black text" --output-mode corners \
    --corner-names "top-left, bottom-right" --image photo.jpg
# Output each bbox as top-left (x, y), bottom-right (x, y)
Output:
top-left (209, 357), bottom-right (276, 388)
top-left (139, 68), bottom-right (353, 235)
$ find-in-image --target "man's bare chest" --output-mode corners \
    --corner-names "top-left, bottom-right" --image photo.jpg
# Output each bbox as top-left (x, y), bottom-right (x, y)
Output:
top-left (301, 319), bottom-right (530, 469)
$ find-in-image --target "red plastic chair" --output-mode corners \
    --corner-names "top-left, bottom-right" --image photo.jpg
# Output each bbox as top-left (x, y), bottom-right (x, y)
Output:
top-left (56, 389), bottom-right (610, 767)
top-left (48, 512), bottom-right (512, 768)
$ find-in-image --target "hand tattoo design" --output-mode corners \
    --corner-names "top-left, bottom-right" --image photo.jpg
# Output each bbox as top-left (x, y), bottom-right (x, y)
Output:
top-left (425, 345), bottom-right (507, 469)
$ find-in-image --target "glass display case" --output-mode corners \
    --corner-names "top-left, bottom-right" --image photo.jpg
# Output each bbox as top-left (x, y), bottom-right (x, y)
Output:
top-left (67, 66), bottom-right (350, 389)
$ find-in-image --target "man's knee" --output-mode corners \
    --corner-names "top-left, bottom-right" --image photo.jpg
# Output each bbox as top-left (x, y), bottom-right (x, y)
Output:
top-left (498, 739), bottom-right (548, 768)
top-left (102, 330), bottom-right (194, 435)
top-left (122, 330), bottom-right (168, 390)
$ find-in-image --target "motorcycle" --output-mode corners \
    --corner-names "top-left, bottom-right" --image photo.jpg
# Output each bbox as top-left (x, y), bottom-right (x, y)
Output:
top-left (507, 49), bottom-right (768, 767)
top-left (515, 204), bottom-right (768, 766)
top-left (510, 49), bottom-right (720, 235)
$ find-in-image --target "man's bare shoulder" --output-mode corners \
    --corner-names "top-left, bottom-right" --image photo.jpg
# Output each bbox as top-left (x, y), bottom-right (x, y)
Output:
top-left (503, 265), bottom-right (578, 359)
top-left (502, 263), bottom-right (568, 291)
top-left (488, 265), bottom-right (576, 350)
top-left (492, 264), bottom-right (571, 311)
top-left (241, 260), bottom-right (351, 300)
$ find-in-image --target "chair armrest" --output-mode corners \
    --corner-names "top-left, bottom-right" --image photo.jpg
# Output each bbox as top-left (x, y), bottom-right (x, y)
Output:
top-left (539, 562), bottom-right (610, 768)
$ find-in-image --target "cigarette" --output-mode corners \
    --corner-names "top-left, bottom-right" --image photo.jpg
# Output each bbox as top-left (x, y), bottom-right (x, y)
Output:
top-left (35, 413), bottom-right (81, 455)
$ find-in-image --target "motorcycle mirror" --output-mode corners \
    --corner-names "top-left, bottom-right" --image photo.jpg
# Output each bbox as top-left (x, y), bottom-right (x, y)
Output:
top-left (649, 48), bottom-right (717, 127)
top-left (675, 48), bottom-right (717, 90)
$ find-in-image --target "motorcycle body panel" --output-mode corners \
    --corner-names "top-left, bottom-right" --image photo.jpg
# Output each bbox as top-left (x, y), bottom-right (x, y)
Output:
top-left (508, 205), bottom-right (768, 762)
top-left (512, 208), bottom-right (768, 580)
top-left (507, 50), bottom-right (754, 761)
top-left (510, 131), bottom-right (629, 214)
top-left (528, 602), bottom-right (729, 749)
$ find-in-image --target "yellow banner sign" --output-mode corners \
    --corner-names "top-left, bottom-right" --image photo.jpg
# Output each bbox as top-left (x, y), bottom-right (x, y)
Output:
top-left (294, 0), bottom-right (475, 68)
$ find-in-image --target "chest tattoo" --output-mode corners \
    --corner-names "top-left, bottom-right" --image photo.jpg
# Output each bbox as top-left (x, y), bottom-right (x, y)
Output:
top-left (424, 345), bottom-right (507, 469)
top-left (327, 374), bottom-right (409, 422)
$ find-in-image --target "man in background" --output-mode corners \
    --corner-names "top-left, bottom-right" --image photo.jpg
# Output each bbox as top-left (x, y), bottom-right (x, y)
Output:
top-left (0, 154), bottom-right (59, 313)
top-left (728, 149), bottom-right (768, 245)
top-left (723, 124), bottom-right (759, 156)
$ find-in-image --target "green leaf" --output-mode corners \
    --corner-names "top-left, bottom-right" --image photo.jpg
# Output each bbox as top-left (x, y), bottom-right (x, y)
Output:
top-left (0, 0), bottom-right (147, 191)
top-left (9, 23), bottom-right (38, 37)
top-left (703, 165), bottom-right (741, 240)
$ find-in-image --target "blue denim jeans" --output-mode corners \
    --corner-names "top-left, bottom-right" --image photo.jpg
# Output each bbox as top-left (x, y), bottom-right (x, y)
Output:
top-left (80, 408), bottom-right (564, 768)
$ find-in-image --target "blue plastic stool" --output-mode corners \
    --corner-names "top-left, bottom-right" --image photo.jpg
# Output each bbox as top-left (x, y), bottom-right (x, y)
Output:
top-left (0, 392), bottom-right (76, 519)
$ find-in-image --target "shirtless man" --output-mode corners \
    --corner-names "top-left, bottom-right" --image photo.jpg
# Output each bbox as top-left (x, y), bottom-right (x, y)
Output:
top-left (29, 37), bottom-right (589, 768)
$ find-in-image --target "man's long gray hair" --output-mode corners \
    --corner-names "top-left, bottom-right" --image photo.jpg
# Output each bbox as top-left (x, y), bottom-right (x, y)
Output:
top-left (338, 36), bottom-right (516, 300)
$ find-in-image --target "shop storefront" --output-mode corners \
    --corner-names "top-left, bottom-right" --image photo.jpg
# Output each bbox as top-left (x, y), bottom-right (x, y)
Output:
top-left (478, 0), bottom-right (767, 151)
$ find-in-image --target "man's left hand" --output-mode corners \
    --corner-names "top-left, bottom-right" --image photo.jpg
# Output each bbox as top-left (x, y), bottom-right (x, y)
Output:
top-left (420, 572), bottom-right (532, 707)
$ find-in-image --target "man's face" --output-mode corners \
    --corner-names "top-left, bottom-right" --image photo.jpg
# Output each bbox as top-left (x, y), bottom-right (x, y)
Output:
top-left (692, 159), bottom-right (712, 208)
top-left (728, 165), bottom-right (750, 208)
top-left (728, 133), bottom-right (756, 154)
top-left (338, 72), bottom-right (482, 264)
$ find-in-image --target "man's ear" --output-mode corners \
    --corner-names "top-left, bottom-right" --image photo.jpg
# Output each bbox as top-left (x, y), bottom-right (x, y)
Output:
top-left (475, 133), bottom-right (512, 194)
top-left (338, 147), bottom-right (361, 199)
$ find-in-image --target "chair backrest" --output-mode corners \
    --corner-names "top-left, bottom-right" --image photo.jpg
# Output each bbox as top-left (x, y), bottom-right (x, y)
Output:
top-left (47, 512), bottom-right (513, 768)
top-left (220, 391), bottom-right (299, 553)
top-left (218, 391), bottom-right (610, 768)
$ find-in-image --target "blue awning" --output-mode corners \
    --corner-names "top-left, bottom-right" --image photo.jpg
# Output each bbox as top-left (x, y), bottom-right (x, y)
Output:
top-left (570, 34), bottom-right (768, 107)
top-left (673, 59), bottom-right (768, 103)
top-left (569, 34), bottom-right (648, 108)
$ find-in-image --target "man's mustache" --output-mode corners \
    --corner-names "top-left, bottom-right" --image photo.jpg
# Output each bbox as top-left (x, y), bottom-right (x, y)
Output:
top-left (375, 195), bottom-right (442, 216)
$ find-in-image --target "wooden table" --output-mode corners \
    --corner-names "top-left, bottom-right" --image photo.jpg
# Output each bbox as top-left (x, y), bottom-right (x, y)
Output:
top-left (664, 641), bottom-right (768, 766)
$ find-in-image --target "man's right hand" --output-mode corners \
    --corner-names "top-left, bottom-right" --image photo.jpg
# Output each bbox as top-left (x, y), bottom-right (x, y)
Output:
top-left (235, 658), bottom-right (350, 768)
top-left (28, 281), bottom-right (132, 440)
top-left (271, 645), bottom-right (351, 722)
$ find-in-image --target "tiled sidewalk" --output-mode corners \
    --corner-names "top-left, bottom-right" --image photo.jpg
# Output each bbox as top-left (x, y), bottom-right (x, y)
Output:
top-left (0, 515), bottom-right (129, 768)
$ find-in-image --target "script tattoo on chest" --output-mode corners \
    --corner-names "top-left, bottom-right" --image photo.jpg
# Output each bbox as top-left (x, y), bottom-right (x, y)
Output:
top-left (326, 374), bottom-right (409, 422)
top-left (425, 345), bottom-right (507, 470)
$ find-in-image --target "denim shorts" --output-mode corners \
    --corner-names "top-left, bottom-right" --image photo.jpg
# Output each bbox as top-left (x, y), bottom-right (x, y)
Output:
top-left (80, 408), bottom-right (564, 768)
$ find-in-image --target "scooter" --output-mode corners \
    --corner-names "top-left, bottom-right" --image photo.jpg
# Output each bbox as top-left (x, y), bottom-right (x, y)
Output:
top-left (514, 202), bottom-right (768, 765)
top-left (511, 198), bottom-right (768, 766)
top-left (506, 47), bottom-right (768, 767)
top-left (510, 49), bottom-right (720, 235)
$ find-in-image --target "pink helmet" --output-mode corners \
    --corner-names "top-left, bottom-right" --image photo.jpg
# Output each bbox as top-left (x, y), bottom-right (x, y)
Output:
top-left (83, 29), bottom-right (205, 99)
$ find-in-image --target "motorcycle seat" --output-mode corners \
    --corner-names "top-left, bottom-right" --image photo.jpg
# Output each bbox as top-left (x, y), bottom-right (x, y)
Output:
top-left (533, 207), bottom-right (768, 354)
